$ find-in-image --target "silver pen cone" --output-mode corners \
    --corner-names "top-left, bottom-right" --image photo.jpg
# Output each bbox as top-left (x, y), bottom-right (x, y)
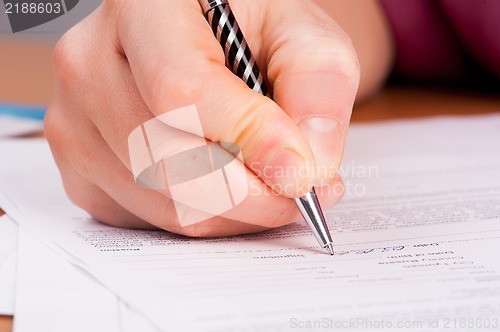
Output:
top-left (325, 243), bottom-right (334, 255)
top-left (295, 188), bottom-right (334, 255)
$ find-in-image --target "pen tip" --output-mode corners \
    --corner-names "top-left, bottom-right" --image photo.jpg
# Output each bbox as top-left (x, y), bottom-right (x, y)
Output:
top-left (325, 243), bottom-right (334, 255)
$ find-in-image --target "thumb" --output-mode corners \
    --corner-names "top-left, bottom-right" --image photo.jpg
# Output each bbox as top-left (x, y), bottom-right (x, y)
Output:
top-left (262, 0), bottom-right (360, 185)
top-left (106, 0), bottom-right (319, 198)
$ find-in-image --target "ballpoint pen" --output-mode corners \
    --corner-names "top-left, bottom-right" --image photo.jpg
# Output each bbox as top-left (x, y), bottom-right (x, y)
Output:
top-left (199, 0), bottom-right (335, 255)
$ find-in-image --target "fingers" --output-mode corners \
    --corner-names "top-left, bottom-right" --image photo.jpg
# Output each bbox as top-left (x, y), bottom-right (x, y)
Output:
top-left (46, 100), bottom-right (298, 236)
top-left (46, 0), bottom-right (352, 237)
top-left (47, 63), bottom-right (344, 236)
top-left (46, 15), bottom-right (321, 235)
top-left (109, 0), bottom-right (319, 197)
top-left (260, 0), bottom-right (360, 184)
top-left (57, 165), bottom-right (156, 230)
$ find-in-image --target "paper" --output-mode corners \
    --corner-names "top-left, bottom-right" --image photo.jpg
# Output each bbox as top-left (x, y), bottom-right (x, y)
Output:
top-left (0, 214), bottom-right (17, 266)
top-left (0, 214), bottom-right (157, 332)
top-left (14, 225), bottom-right (120, 332)
top-left (1, 115), bottom-right (500, 331)
top-left (0, 117), bottom-right (43, 137)
top-left (0, 215), bottom-right (17, 315)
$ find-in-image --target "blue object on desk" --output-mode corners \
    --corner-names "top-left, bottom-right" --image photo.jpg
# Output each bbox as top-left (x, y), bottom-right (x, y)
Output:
top-left (0, 103), bottom-right (46, 121)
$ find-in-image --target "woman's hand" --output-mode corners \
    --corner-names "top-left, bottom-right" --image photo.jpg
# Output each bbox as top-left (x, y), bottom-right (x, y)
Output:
top-left (45, 0), bottom-right (360, 236)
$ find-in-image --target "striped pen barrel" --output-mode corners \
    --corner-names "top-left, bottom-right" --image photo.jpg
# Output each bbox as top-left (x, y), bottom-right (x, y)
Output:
top-left (199, 0), bottom-right (334, 255)
top-left (203, 0), bottom-right (269, 96)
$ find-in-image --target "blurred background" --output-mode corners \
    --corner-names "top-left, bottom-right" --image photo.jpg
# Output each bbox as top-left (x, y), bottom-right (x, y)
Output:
top-left (0, 0), bottom-right (102, 105)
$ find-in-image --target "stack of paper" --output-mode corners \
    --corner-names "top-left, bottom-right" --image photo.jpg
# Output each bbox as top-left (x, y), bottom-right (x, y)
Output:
top-left (1, 115), bottom-right (500, 331)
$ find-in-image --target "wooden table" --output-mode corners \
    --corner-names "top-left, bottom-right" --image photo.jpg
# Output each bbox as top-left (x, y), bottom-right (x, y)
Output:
top-left (0, 39), bottom-right (499, 332)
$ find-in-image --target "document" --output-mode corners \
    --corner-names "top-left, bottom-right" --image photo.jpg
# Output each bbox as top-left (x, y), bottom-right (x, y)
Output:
top-left (1, 115), bottom-right (500, 331)
top-left (14, 225), bottom-right (120, 332)
top-left (0, 215), bottom-right (17, 315)
top-left (0, 214), bottom-right (17, 266)
top-left (0, 215), bottom-right (157, 332)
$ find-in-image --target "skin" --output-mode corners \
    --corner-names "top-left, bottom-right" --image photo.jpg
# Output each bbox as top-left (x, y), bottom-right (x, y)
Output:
top-left (45, 0), bottom-right (393, 237)
top-left (314, 0), bottom-right (394, 99)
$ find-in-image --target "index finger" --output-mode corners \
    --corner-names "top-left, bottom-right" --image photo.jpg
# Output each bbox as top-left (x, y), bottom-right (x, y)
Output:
top-left (107, 0), bottom-right (320, 197)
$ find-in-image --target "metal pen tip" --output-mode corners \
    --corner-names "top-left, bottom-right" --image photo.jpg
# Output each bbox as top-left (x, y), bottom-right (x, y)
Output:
top-left (325, 243), bottom-right (334, 255)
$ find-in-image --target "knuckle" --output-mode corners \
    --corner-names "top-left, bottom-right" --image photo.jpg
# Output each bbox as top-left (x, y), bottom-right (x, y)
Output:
top-left (66, 186), bottom-right (92, 215)
top-left (61, 175), bottom-right (117, 227)
top-left (102, 0), bottom-right (132, 23)
top-left (146, 65), bottom-right (207, 112)
top-left (270, 38), bottom-right (360, 88)
top-left (177, 224), bottom-right (206, 238)
top-left (66, 187), bottom-right (106, 223)
top-left (228, 99), bottom-right (270, 151)
top-left (328, 43), bottom-right (361, 85)
top-left (102, 0), bottom-right (128, 13)
top-left (52, 32), bottom-right (87, 88)
top-left (173, 218), bottom-right (233, 238)
top-left (44, 106), bottom-right (70, 153)
top-left (58, 172), bottom-right (90, 214)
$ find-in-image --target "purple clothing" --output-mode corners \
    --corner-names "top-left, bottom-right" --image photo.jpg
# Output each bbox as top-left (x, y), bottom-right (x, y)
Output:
top-left (380, 0), bottom-right (500, 80)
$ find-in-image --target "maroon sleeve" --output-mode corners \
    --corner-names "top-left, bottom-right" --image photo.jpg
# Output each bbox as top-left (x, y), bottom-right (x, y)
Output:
top-left (380, 0), bottom-right (500, 80)
top-left (438, 0), bottom-right (500, 78)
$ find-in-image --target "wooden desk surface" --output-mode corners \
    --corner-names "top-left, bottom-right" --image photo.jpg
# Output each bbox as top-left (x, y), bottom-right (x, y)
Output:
top-left (0, 39), bottom-right (499, 332)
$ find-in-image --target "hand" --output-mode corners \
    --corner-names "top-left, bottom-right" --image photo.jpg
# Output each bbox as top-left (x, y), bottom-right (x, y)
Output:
top-left (45, 0), bottom-right (360, 236)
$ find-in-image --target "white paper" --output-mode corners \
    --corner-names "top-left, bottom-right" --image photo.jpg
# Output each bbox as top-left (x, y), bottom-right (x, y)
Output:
top-left (118, 300), bottom-right (159, 332)
top-left (0, 213), bottom-right (17, 266)
top-left (0, 117), bottom-right (43, 138)
top-left (12, 217), bottom-right (158, 332)
top-left (0, 213), bottom-right (157, 332)
top-left (14, 225), bottom-right (120, 332)
top-left (1, 115), bottom-right (500, 331)
top-left (0, 253), bottom-right (16, 316)
top-left (0, 215), bottom-right (17, 315)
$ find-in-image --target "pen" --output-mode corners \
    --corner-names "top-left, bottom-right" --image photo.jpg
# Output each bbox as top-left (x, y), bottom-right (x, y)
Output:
top-left (199, 0), bottom-right (334, 255)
